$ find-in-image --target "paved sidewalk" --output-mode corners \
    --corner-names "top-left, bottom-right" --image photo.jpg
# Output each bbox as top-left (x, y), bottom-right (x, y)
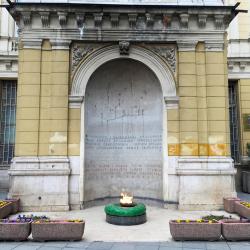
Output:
top-left (1, 241), bottom-right (250, 250)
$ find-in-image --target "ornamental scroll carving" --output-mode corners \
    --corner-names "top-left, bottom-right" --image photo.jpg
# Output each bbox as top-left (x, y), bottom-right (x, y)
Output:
top-left (71, 44), bottom-right (100, 72)
top-left (150, 47), bottom-right (176, 73)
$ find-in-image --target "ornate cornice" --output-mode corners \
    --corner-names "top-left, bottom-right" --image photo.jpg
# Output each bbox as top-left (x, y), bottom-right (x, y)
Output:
top-left (10, 4), bottom-right (235, 46)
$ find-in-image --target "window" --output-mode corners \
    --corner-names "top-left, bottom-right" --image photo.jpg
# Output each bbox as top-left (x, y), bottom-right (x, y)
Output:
top-left (0, 81), bottom-right (17, 167)
top-left (228, 80), bottom-right (241, 164)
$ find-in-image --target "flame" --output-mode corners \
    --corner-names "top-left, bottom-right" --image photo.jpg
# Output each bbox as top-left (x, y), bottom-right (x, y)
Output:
top-left (120, 192), bottom-right (133, 205)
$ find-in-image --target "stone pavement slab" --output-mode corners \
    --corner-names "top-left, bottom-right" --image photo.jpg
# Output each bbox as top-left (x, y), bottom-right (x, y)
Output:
top-left (1, 241), bottom-right (248, 250)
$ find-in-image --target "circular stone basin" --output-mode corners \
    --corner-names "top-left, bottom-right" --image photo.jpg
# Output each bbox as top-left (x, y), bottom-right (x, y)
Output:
top-left (104, 203), bottom-right (147, 226)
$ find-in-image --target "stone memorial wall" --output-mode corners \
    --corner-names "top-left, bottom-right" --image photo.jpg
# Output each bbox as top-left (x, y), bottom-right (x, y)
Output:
top-left (84, 59), bottom-right (163, 202)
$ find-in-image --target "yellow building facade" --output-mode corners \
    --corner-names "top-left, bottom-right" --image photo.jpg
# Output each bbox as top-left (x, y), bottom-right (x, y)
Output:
top-left (4, 0), bottom-right (244, 210)
top-left (227, 0), bottom-right (250, 190)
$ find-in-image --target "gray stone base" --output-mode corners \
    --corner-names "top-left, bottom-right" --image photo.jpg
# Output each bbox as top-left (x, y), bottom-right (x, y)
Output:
top-left (8, 157), bottom-right (71, 212)
top-left (177, 157), bottom-right (237, 210)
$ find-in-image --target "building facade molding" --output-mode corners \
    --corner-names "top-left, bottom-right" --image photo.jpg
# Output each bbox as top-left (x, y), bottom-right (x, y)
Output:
top-left (21, 38), bottom-right (43, 49)
top-left (228, 39), bottom-right (250, 78)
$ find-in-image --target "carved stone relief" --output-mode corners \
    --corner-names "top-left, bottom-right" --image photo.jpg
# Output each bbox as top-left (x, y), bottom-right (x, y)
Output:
top-left (71, 44), bottom-right (103, 73)
top-left (71, 43), bottom-right (177, 76)
top-left (119, 41), bottom-right (130, 55)
top-left (148, 47), bottom-right (176, 73)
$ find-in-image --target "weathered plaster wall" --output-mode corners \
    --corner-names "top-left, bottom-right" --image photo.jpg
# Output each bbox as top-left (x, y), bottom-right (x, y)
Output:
top-left (168, 42), bottom-right (230, 157)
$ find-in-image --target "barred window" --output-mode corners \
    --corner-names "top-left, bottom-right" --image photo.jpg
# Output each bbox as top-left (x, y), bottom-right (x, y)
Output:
top-left (0, 81), bottom-right (17, 167)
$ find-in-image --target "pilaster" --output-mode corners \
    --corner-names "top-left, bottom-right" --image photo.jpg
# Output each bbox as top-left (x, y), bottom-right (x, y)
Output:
top-left (15, 40), bottom-right (42, 156)
top-left (177, 42), bottom-right (198, 156)
top-left (196, 42), bottom-right (208, 156)
top-left (38, 40), bottom-right (70, 156)
top-left (205, 41), bottom-right (229, 156)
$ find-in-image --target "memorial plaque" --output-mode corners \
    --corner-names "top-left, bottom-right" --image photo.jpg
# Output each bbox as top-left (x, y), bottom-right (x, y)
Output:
top-left (84, 59), bottom-right (163, 202)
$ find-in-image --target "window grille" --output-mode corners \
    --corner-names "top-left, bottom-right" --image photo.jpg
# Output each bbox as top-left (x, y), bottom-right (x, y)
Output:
top-left (0, 81), bottom-right (17, 167)
top-left (228, 80), bottom-right (241, 164)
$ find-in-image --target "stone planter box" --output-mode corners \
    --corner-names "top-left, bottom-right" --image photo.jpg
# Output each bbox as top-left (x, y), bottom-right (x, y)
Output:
top-left (32, 220), bottom-right (85, 241)
top-left (0, 202), bottom-right (12, 219)
top-left (0, 220), bottom-right (31, 241)
top-left (221, 219), bottom-right (250, 241)
top-left (235, 201), bottom-right (250, 219)
top-left (223, 197), bottom-right (241, 213)
top-left (242, 171), bottom-right (250, 193)
top-left (6, 199), bottom-right (20, 214)
top-left (169, 220), bottom-right (221, 241)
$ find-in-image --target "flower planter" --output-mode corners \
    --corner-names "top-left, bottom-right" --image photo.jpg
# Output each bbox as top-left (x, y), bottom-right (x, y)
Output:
top-left (223, 197), bottom-right (241, 213)
top-left (31, 220), bottom-right (85, 241)
top-left (5, 199), bottom-right (20, 214)
top-left (0, 220), bottom-right (31, 241)
top-left (169, 220), bottom-right (221, 241)
top-left (235, 201), bottom-right (250, 219)
top-left (0, 201), bottom-right (12, 219)
top-left (221, 219), bottom-right (250, 241)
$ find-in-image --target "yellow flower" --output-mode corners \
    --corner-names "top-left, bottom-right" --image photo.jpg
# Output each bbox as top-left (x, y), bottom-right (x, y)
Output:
top-left (185, 219), bottom-right (190, 223)
top-left (196, 219), bottom-right (203, 223)
top-left (208, 220), bottom-right (213, 224)
top-left (176, 219), bottom-right (181, 223)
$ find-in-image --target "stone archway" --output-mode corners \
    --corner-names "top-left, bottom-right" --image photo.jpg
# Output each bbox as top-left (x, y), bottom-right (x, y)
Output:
top-left (70, 44), bottom-right (178, 206)
top-left (84, 59), bottom-right (163, 204)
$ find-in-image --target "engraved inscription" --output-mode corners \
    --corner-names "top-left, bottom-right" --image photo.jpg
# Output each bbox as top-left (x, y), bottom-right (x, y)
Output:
top-left (85, 135), bottom-right (162, 151)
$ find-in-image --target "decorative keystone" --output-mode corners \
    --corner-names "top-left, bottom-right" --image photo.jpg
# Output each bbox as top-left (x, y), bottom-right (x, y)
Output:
top-left (119, 41), bottom-right (130, 55)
